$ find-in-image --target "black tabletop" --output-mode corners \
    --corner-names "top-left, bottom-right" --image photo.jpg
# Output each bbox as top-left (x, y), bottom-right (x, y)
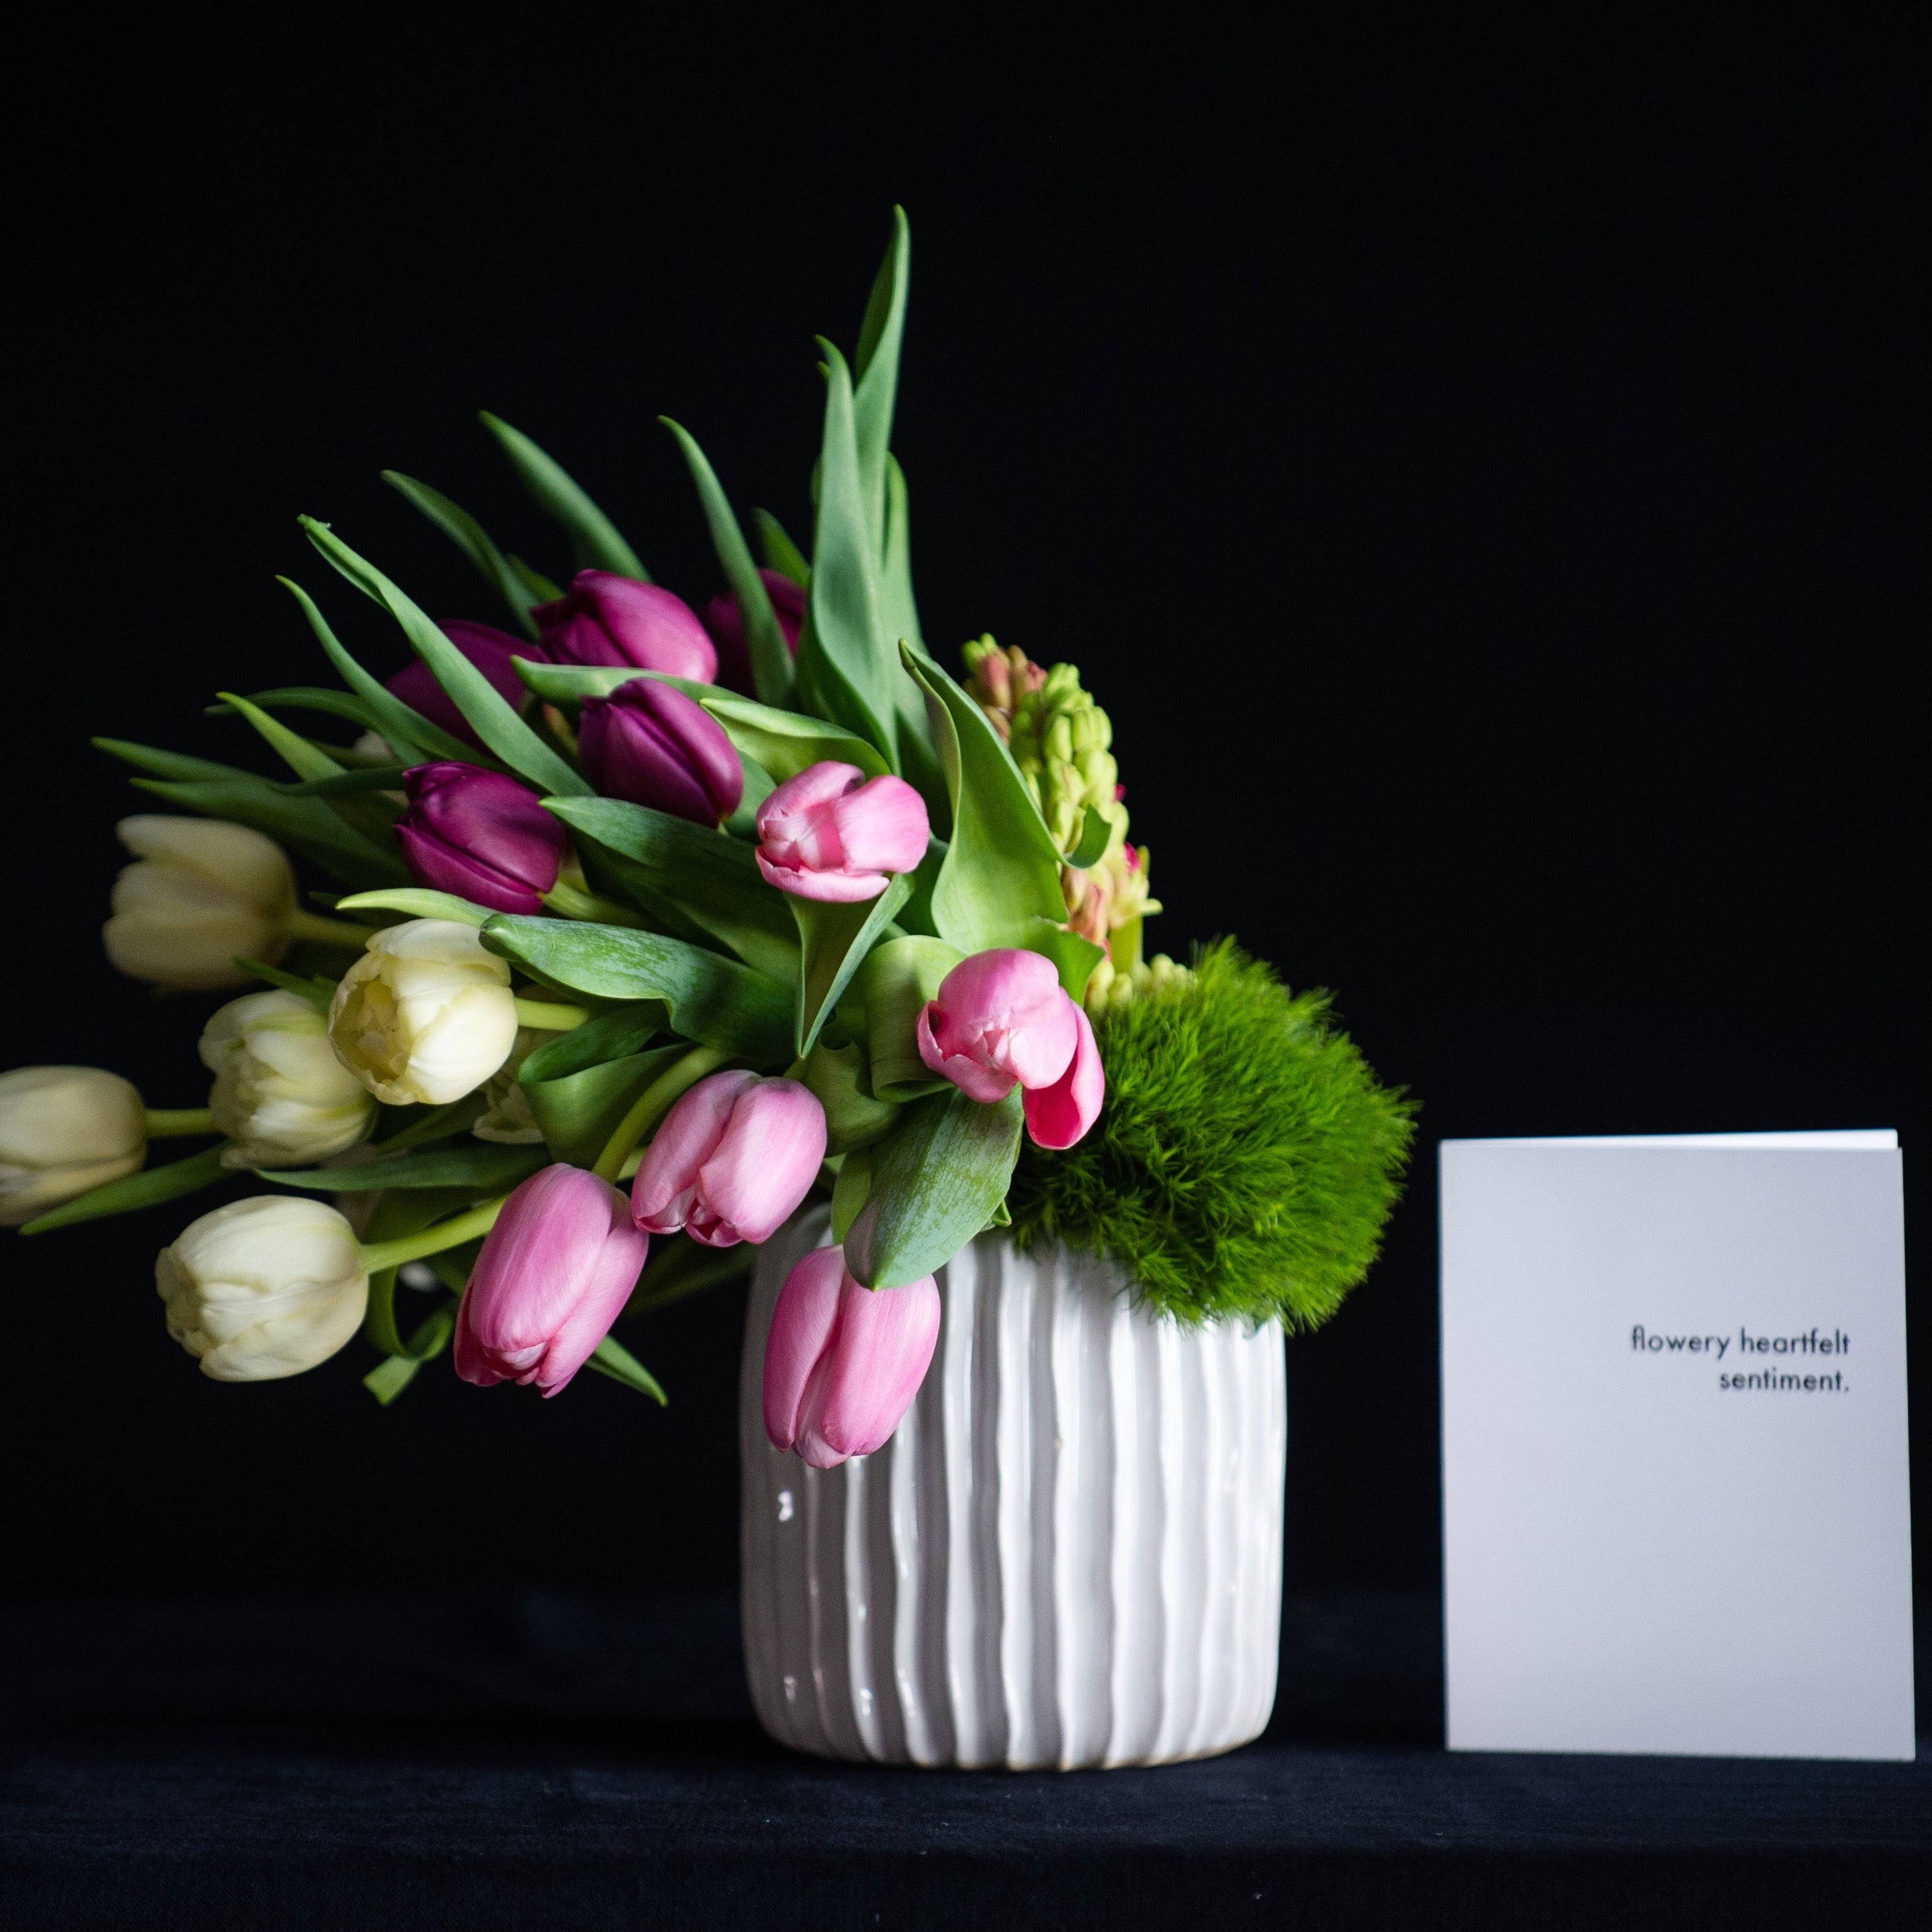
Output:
top-left (3, 1588), bottom-right (1924, 1930)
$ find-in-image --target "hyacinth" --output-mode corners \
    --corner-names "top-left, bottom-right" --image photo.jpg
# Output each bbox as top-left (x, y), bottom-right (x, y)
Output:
top-left (961, 636), bottom-right (1162, 956)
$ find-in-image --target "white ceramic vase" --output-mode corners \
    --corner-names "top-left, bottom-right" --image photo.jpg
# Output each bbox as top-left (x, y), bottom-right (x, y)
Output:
top-left (738, 1208), bottom-right (1288, 1769)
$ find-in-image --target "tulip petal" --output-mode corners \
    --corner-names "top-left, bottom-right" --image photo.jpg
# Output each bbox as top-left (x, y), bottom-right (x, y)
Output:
top-left (756, 853), bottom-right (889, 901)
top-left (630, 1070), bottom-right (761, 1234)
top-left (1022, 999), bottom-right (1106, 1150)
top-left (690, 1077), bottom-right (827, 1247)
top-left (762, 1244), bottom-right (846, 1451)
top-left (916, 1001), bottom-right (1018, 1103)
top-left (805, 1272), bottom-right (941, 1463)
top-left (830, 775), bottom-right (931, 877)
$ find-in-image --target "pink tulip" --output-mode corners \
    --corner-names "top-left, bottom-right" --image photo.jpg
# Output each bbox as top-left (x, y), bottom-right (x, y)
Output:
top-left (916, 948), bottom-right (1105, 1148)
top-left (701, 568), bottom-right (805, 696)
top-left (763, 1243), bottom-right (941, 1467)
top-left (534, 571), bottom-right (718, 684)
top-left (631, 1072), bottom-right (827, 1248)
top-left (453, 1165), bottom-right (649, 1397)
top-left (389, 620), bottom-right (544, 750)
top-left (754, 760), bottom-right (930, 903)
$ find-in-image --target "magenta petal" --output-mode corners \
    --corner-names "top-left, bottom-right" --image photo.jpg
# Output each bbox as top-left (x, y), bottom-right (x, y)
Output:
top-left (763, 1245), bottom-right (846, 1450)
top-left (1023, 1001), bottom-right (1106, 1149)
top-left (813, 1273), bottom-right (941, 1459)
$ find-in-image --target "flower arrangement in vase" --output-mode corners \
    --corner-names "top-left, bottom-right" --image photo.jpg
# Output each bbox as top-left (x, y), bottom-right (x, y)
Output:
top-left (2, 210), bottom-right (1413, 1764)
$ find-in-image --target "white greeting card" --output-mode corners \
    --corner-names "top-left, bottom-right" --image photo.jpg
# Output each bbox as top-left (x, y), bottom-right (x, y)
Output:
top-left (1440, 1130), bottom-right (1913, 1760)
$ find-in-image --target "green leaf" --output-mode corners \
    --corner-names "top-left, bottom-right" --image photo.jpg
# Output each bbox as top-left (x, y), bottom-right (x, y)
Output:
top-left (660, 418), bottom-right (795, 708)
top-left (899, 644), bottom-right (1105, 999)
top-left (129, 776), bottom-right (410, 889)
top-left (512, 659), bottom-right (725, 708)
top-left (623, 1235), bottom-right (753, 1317)
top-left (20, 1143), bottom-right (232, 1235)
top-left (842, 1088), bottom-right (1022, 1290)
top-left (210, 687), bottom-right (399, 743)
top-left (794, 341), bottom-right (896, 761)
top-left (383, 469), bottom-right (543, 640)
top-left (478, 412), bottom-right (649, 580)
top-left (284, 767), bottom-right (412, 796)
top-left (543, 796), bottom-right (799, 985)
top-left (830, 1146), bottom-right (871, 1243)
top-left (853, 205), bottom-right (910, 558)
top-left (699, 692), bottom-right (888, 783)
top-left (219, 693), bottom-right (405, 851)
top-left (1066, 807), bottom-right (1114, 870)
top-left (508, 556), bottom-right (564, 603)
top-left (857, 934), bottom-right (961, 1102)
top-left (585, 1332), bottom-right (668, 1402)
top-left (261, 1141), bottom-right (546, 1193)
top-left (523, 1044), bottom-right (687, 1169)
top-left (878, 456), bottom-right (945, 828)
top-left (481, 915), bottom-right (793, 1066)
top-left (278, 578), bottom-right (478, 768)
top-left (791, 872), bottom-right (912, 1059)
top-left (519, 1003), bottom-right (666, 1083)
top-left (233, 958), bottom-right (339, 1011)
top-left (301, 519), bottom-right (590, 799)
top-left (95, 739), bottom-right (268, 786)
top-left (337, 887), bottom-right (491, 927)
top-left (218, 691), bottom-right (343, 782)
top-left (754, 509), bottom-right (810, 587)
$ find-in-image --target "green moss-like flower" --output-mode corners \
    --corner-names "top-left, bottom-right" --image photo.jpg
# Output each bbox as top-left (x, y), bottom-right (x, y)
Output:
top-left (1007, 941), bottom-right (1415, 1329)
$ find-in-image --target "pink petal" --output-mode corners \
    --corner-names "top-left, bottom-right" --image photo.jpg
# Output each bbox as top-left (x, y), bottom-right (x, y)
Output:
top-left (809, 1272), bottom-right (942, 1461)
top-left (763, 1244), bottom-right (846, 1451)
top-left (631, 1070), bottom-right (760, 1233)
top-left (829, 775), bottom-right (930, 877)
top-left (917, 1002), bottom-right (1017, 1103)
top-left (756, 760), bottom-right (865, 834)
top-left (693, 1079), bottom-right (827, 1247)
top-left (756, 853), bottom-right (888, 901)
top-left (1022, 1000), bottom-right (1106, 1150)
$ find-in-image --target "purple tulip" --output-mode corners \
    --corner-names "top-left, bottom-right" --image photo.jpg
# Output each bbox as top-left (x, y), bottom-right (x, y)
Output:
top-left (534, 570), bottom-right (718, 684)
top-left (388, 620), bottom-right (543, 751)
top-left (763, 1242), bottom-right (941, 1467)
top-left (394, 763), bottom-right (568, 916)
top-left (701, 568), bottom-right (805, 696)
top-left (916, 947), bottom-right (1106, 1149)
top-left (631, 1072), bottom-right (827, 1248)
top-left (578, 677), bottom-right (744, 827)
top-left (754, 761), bottom-right (930, 902)
top-left (453, 1165), bottom-right (649, 1397)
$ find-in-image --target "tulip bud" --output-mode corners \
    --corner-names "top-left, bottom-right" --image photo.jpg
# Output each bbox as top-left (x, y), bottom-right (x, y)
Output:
top-left (328, 919), bottom-right (519, 1106)
top-left (0, 1066), bottom-right (146, 1227)
top-left (103, 816), bottom-right (297, 991)
top-left (453, 1164), bottom-right (649, 1395)
top-left (763, 1242), bottom-right (941, 1468)
top-left (915, 947), bottom-right (1105, 1149)
top-left (394, 763), bottom-right (568, 915)
top-left (199, 990), bottom-right (377, 1170)
top-left (157, 1195), bottom-right (368, 1381)
top-left (631, 1071), bottom-right (826, 1248)
top-left (700, 568), bottom-right (805, 695)
top-left (534, 571), bottom-right (718, 684)
top-left (388, 620), bottom-right (543, 750)
top-left (578, 677), bottom-right (743, 827)
top-left (754, 761), bottom-right (930, 903)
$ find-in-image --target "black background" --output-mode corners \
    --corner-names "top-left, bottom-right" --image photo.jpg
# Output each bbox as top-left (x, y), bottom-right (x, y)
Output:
top-left (5, 26), bottom-right (1916, 1623)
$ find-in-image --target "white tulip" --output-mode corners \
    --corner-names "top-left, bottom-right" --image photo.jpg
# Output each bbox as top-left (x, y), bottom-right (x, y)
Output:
top-left (200, 990), bottom-right (378, 1170)
top-left (328, 918), bottom-right (519, 1106)
top-left (157, 1195), bottom-right (368, 1381)
top-left (104, 816), bottom-right (296, 991)
top-left (0, 1066), bottom-right (147, 1227)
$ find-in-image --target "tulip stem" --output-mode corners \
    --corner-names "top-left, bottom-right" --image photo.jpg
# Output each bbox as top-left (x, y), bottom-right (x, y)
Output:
top-left (285, 909), bottom-right (378, 950)
top-left (143, 1108), bottom-right (216, 1138)
top-left (360, 1197), bottom-right (508, 1274)
top-left (592, 1045), bottom-right (729, 1184)
top-left (543, 881), bottom-right (646, 928)
top-left (513, 997), bottom-right (592, 1031)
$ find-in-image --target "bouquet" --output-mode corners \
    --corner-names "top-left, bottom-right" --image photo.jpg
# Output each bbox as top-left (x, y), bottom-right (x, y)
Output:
top-left (1, 212), bottom-right (1413, 1466)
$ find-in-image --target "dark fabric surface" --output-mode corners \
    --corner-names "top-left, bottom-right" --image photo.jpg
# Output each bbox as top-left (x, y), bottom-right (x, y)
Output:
top-left (3, 1589), bottom-right (1924, 1930)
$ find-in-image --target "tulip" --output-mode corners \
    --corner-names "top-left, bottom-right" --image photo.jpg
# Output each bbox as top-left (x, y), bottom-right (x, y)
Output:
top-left (631, 1071), bottom-right (826, 1248)
top-left (700, 568), bottom-right (805, 695)
top-left (0, 1066), bottom-right (147, 1227)
top-left (199, 990), bottom-right (377, 1169)
top-left (578, 677), bottom-right (743, 827)
top-left (453, 1163), bottom-right (649, 1395)
top-left (763, 1243), bottom-right (941, 1468)
top-left (534, 571), bottom-right (718, 684)
top-left (394, 763), bottom-right (568, 915)
top-left (328, 918), bottom-right (519, 1106)
top-left (388, 620), bottom-right (542, 750)
top-left (103, 816), bottom-right (296, 991)
top-left (156, 1195), bottom-right (368, 1381)
top-left (754, 761), bottom-right (930, 902)
top-left (915, 947), bottom-right (1105, 1149)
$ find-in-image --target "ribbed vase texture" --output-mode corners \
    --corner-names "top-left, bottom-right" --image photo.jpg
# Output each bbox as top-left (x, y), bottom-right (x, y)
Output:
top-left (739, 1209), bottom-right (1287, 1769)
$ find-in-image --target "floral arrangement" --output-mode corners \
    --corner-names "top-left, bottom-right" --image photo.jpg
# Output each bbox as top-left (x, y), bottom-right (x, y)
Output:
top-left (1, 213), bottom-right (1413, 1468)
